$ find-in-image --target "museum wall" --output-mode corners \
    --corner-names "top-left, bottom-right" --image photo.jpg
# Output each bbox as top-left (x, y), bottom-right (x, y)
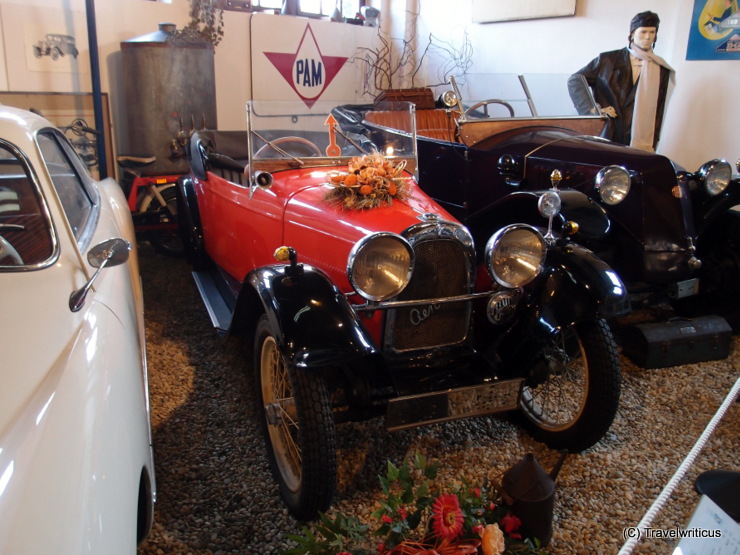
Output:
top-left (0, 0), bottom-right (736, 172)
top-left (414, 0), bottom-right (739, 173)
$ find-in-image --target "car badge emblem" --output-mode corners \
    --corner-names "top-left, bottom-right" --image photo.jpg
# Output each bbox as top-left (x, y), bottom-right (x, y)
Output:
top-left (487, 290), bottom-right (520, 325)
top-left (264, 24), bottom-right (348, 108)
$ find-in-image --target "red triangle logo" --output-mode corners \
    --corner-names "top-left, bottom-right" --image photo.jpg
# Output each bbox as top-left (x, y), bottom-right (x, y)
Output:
top-left (264, 24), bottom-right (349, 108)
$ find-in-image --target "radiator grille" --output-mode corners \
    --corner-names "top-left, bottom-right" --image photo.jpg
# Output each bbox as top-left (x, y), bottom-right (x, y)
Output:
top-left (386, 238), bottom-right (471, 352)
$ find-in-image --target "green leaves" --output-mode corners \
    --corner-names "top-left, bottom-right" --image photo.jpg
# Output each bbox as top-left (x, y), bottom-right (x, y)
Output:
top-left (285, 512), bottom-right (369, 555)
top-left (285, 452), bottom-right (548, 554)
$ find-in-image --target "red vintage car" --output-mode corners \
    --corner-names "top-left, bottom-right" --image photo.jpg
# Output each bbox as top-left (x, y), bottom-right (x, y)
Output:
top-left (176, 100), bottom-right (629, 519)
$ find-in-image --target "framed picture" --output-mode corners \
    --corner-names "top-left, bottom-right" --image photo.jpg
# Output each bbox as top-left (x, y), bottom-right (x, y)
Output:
top-left (0, 91), bottom-right (113, 180)
top-left (472, 0), bottom-right (577, 24)
top-left (0, 3), bottom-right (91, 92)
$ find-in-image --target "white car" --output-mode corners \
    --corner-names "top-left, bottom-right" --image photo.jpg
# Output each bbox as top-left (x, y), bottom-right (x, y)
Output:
top-left (0, 106), bottom-right (155, 553)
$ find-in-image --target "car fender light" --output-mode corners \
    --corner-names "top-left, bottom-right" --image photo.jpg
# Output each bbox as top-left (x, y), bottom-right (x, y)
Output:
top-left (485, 224), bottom-right (546, 288)
top-left (347, 232), bottom-right (414, 301)
top-left (595, 165), bottom-right (631, 205)
top-left (698, 159), bottom-right (731, 196)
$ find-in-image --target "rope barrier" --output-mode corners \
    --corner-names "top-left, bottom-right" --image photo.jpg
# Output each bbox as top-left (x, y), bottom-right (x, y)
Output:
top-left (617, 374), bottom-right (740, 555)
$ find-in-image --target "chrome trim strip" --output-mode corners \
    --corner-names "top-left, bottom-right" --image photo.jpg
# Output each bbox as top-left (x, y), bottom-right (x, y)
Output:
top-left (353, 290), bottom-right (493, 312)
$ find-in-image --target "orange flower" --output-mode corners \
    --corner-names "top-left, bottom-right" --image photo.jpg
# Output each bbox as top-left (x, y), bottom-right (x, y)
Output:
top-left (359, 184), bottom-right (373, 195)
top-left (344, 173), bottom-right (357, 186)
top-left (386, 182), bottom-right (397, 196)
top-left (479, 523), bottom-right (505, 555)
top-left (431, 493), bottom-right (464, 541)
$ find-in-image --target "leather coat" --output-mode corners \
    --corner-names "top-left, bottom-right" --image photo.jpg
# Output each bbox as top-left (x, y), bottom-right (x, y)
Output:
top-left (568, 47), bottom-right (670, 148)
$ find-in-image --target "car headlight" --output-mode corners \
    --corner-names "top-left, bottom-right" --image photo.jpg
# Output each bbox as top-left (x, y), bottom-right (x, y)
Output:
top-left (485, 224), bottom-right (546, 288)
top-left (347, 233), bottom-right (414, 301)
top-left (595, 165), bottom-right (631, 205)
top-left (537, 190), bottom-right (562, 218)
top-left (698, 159), bottom-right (732, 196)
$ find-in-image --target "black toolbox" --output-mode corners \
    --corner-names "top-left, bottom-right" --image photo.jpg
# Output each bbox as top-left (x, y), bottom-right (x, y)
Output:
top-left (621, 315), bottom-right (732, 369)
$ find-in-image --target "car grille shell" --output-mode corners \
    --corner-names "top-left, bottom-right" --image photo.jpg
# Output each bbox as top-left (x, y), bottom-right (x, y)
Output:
top-left (384, 220), bottom-right (475, 352)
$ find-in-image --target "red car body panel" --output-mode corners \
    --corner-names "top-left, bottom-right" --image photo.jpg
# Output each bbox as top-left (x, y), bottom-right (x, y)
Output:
top-left (196, 166), bottom-right (455, 291)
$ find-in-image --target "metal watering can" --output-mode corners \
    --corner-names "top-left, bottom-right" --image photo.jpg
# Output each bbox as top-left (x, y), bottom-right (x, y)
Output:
top-left (499, 451), bottom-right (568, 546)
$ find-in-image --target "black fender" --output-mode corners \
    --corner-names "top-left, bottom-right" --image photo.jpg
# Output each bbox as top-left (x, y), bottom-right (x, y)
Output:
top-left (534, 241), bottom-right (630, 328)
top-left (175, 175), bottom-right (207, 267)
top-left (465, 190), bottom-right (610, 256)
top-left (245, 264), bottom-right (380, 370)
top-left (692, 177), bottom-right (740, 237)
top-left (489, 241), bottom-right (629, 376)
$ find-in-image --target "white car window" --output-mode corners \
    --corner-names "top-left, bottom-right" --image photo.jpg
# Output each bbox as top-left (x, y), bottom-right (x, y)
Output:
top-left (0, 142), bottom-right (55, 269)
top-left (37, 132), bottom-right (94, 241)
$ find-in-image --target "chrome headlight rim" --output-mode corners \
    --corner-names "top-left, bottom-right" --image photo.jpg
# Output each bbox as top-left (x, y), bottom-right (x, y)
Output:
top-left (698, 159), bottom-right (732, 196)
top-left (485, 224), bottom-right (546, 289)
top-left (440, 89), bottom-right (459, 108)
top-left (347, 232), bottom-right (415, 302)
top-left (595, 165), bottom-right (631, 205)
top-left (537, 190), bottom-right (562, 218)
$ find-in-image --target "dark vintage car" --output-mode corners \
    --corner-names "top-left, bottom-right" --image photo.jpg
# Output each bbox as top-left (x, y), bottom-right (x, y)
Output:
top-left (177, 99), bottom-right (630, 519)
top-left (337, 74), bottom-right (740, 337)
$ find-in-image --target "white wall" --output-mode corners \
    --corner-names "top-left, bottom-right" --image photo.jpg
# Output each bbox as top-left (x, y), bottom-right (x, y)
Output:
top-left (413, 0), bottom-right (739, 171)
top-left (0, 0), bottom-right (736, 171)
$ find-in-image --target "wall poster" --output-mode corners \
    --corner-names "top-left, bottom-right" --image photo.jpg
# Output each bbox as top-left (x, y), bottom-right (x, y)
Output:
top-left (686, 0), bottom-right (740, 60)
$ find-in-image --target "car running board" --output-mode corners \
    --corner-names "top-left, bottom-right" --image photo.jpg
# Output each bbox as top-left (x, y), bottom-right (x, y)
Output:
top-left (192, 270), bottom-right (232, 334)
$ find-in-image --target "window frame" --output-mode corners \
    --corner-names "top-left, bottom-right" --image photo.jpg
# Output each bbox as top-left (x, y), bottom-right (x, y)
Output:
top-left (242, 0), bottom-right (363, 20)
top-left (0, 138), bottom-right (59, 271)
top-left (36, 129), bottom-right (100, 251)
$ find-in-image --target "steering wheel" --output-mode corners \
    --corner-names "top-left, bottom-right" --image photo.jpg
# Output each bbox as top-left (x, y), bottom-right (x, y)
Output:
top-left (465, 99), bottom-right (515, 118)
top-left (0, 235), bottom-right (23, 265)
top-left (254, 136), bottom-right (323, 159)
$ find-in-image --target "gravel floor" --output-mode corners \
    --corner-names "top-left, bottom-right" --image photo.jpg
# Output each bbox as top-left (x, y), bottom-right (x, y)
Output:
top-left (135, 243), bottom-right (739, 555)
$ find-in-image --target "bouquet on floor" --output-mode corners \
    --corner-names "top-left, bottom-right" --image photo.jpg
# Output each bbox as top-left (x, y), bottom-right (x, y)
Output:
top-left (286, 453), bottom-right (548, 555)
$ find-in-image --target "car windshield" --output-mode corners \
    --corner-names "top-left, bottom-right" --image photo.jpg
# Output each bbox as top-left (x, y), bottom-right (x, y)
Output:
top-left (246, 100), bottom-right (418, 176)
top-left (431, 73), bottom-right (601, 120)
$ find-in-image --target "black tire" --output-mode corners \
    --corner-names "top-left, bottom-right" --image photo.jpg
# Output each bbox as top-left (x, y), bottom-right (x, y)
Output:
top-left (674, 212), bottom-right (740, 330)
top-left (253, 315), bottom-right (337, 520)
top-left (146, 185), bottom-right (184, 258)
top-left (517, 319), bottom-right (621, 452)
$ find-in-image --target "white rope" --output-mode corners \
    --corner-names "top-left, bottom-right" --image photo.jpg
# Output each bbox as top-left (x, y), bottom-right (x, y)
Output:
top-left (617, 374), bottom-right (740, 555)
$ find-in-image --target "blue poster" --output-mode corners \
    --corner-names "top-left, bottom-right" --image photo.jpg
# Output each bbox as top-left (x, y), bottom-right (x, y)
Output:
top-left (686, 0), bottom-right (740, 59)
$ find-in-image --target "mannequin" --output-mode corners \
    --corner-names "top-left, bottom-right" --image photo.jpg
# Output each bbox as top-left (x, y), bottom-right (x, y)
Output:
top-left (568, 11), bottom-right (675, 152)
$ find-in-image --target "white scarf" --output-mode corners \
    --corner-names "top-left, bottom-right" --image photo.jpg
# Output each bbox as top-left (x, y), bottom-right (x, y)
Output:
top-left (628, 45), bottom-right (674, 152)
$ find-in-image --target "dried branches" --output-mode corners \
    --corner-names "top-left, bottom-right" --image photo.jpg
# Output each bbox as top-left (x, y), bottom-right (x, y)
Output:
top-left (350, 6), bottom-right (473, 97)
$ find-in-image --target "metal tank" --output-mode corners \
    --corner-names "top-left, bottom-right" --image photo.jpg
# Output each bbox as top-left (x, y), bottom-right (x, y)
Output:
top-left (120, 23), bottom-right (217, 176)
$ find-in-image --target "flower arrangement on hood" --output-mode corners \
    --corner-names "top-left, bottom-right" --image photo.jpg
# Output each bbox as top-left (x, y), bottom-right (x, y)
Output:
top-left (285, 453), bottom-right (548, 555)
top-left (325, 153), bottom-right (408, 210)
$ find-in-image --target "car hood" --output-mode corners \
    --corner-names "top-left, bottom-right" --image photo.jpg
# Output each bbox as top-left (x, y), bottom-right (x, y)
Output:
top-left (279, 170), bottom-right (455, 290)
top-left (475, 127), bottom-right (692, 258)
top-left (475, 127), bottom-right (670, 174)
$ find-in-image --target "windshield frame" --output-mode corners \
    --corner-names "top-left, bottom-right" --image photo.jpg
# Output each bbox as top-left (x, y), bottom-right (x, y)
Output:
top-left (245, 100), bottom-right (419, 181)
